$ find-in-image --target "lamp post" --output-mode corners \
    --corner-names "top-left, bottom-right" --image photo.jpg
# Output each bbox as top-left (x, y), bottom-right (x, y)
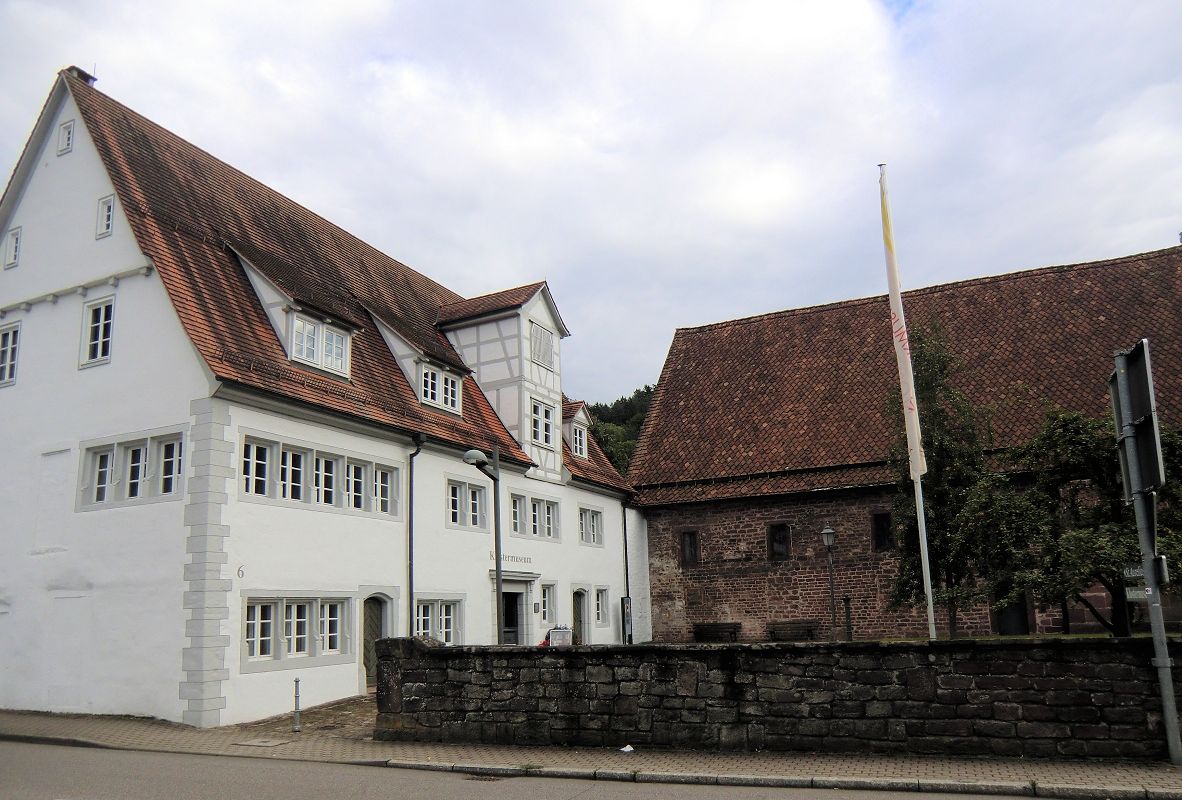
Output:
top-left (821, 524), bottom-right (837, 642)
top-left (464, 446), bottom-right (504, 644)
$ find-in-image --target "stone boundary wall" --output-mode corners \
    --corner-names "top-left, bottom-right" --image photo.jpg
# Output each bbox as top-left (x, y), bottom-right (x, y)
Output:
top-left (374, 637), bottom-right (1182, 759)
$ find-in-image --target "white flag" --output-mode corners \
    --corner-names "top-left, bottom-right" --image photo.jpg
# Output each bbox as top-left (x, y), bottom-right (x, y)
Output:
top-left (878, 165), bottom-right (927, 480)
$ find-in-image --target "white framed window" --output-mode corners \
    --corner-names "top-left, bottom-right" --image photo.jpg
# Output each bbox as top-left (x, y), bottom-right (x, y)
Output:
top-left (246, 602), bottom-right (275, 659)
top-left (158, 438), bottom-right (183, 495)
top-left (319, 601), bottom-right (342, 654)
top-left (421, 365), bottom-right (461, 412)
top-left (284, 601), bottom-right (311, 656)
top-left (531, 322), bottom-right (555, 369)
top-left (446, 480), bottom-right (485, 529)
top-left (291, 314), bottom-right (351, 377)
top-left (579, 508), bottom-right (603, 545)
top-left (530, 499), bottom-right (558, 538)
top-left (531, 399), bottom-right (555, 447)
top-left (81, 297), bottom-right (114, 366)
top-left (280, 447), bottom-right (305, 501)
top-left (96, 195), bottom-right (115, 238)
top-left (572, 425), bottom-right (587, 458)
top-left (57, 120), bottom-right (74, 155)
top-left (511, 494), bottom-right (526, 534)
top-left (374, 466), bottom-right (396, 514)
top-left (541, 584), bottom-right (555, 624)
top-left (242, 440), bottom-right (270, 496)
top-left (0, 323), bottom-right (19, 386)
top-left (79, 430), bottom-right (187, 509)
top-left (123, 442), bottom-right (147, 499)
top-left (415, 600), bottom-right (460, 645)
top-left (595, 588), bottom-right (609, 625)
top-left (345, 462), bottom-right (366, 509)
top-left (314, 455), bottom-right (337, 505)
top-left (4, 227), bottom-right (20, 269)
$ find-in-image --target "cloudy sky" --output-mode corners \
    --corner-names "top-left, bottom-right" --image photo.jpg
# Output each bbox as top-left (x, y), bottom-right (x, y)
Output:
top-left (2, 1), bottom-right (1180, 402)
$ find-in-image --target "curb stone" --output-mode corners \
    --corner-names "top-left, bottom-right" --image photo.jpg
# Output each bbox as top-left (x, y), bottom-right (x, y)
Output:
top-left (716, 774), bottom-right (813, 788)
top-left (635, 771), bottom-right (718, 784)
top-left (815, 776), bottom-right (922, 792)
top-left (917, 779), bottom-right (1035, 796)
top-left (594, 768), bottom-right (638, 781)
top-left (1035, 785), bottom-right (1147, 800)
top-left (385, 759), bottom-right (456, 772)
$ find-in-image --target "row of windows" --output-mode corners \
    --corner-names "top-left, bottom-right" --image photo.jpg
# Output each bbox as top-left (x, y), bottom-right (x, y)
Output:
top-left (415, 600), bottom-right (459, 644)
top-left (4, 196), bottom-right (115, 270)
top-left (82, 435), bottom-right (184, 507)
top-left (245, 598), bottom-right (346, 661)
top-left (679, 513), bottom-right (896, 568)
top-left (242, 438), bottom-right (400, 515)
top-left (0, 296), bottom-right (115, 389)
top-left (507, 495), bottom-right (604, 546)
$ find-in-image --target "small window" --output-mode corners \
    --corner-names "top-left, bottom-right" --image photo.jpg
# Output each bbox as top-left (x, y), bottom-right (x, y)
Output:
top-left (572, 425), bottom-right (587, 458)
top-left (0, 323), bottom-right (19, 386)
top-left (579, 508), bottom-right (603, 545)
top-left (246, 602), bottom-right (275, 659)
top-left (447, 480), bottom-right (485, 528)
top-left (872, 512), bottom-right (896, 551)
top-left (374, 466), bottom-right (397, 514)
top-left (280, 448), bottom-right (305, 500)
top-left (511, 494), bottom-right (526, 533)
top-left (81, 297), bottom-right (114, 366)
top-left (96, 195), bottom-right (115, 238)
top-left (158, 438), bottom-right (183, 495)
top-left (768, 523), bottom-right (792, 561)
top-left (528, 499), bottom-right (557, 538)
top-left (595, 588), bottom-right (609, 625)
top-left (680, 530), bottom-right (699, 568)
top-left (531, 322), bottom-right (555, 369)
top-left (292, 314), bottom-right (350, 376)
top-left (541, 584), bottom-right (555, 624)
top-left (124, 442), bottom-right (147, 499)
top-left (91, 447), bottom-right (114, 503)
top-left (58, 120), bottom-right (75, 155)
top-left (284, 602), bottom-right (311, 656)
top-left (531, 399), bottom-right (555, 447)
top-left (4, 227), bottom-right (20, 269)
top-left (242, 440), bottom-right (270, 496)
top-left (415, 600), bottom-right (460, 645)
top-left (314, 455), bottom-right (337, 505)
top-left (421, 365), bottom-right (461, 411)
top-left (319, 601), bottom-right (342, 654)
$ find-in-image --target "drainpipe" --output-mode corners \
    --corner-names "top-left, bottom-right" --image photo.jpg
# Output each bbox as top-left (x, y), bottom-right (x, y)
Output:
top-left (406, 433), bottom-right (424, 635)
top-left (622, 500), bottom-right (633, 644)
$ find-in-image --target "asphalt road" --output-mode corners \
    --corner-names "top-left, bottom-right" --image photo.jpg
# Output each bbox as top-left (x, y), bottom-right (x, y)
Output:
top-left (0, 741), bottom-right (1018, 800)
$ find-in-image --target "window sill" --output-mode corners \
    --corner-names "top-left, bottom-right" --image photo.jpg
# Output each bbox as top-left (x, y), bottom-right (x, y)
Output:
top-left (239, 652), bottom-right (353, 674)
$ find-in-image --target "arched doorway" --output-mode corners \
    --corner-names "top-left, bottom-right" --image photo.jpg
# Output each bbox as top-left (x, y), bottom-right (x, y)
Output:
top-left (363, 596), bottom-right (386, 687)
top-left (572, 590), bottom-right (587, 645)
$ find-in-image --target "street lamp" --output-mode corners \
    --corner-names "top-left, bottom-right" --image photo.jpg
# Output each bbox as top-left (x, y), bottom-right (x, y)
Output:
top-left (464, 446), bottom-right (504, 644)
top-left (821, 524), bottom-right (837, 642)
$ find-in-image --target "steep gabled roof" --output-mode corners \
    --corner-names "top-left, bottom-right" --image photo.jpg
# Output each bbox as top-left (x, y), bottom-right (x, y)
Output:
top-left (563, 429), bottom-right (631, 494)
top-left (57, 68), bottom-right (528, 462)
top-left (628, 246), bottom-right (1182, 506)
top-left (562, 398), bottom-right (587, 421)
top-left (438, 282), bottom-right (546, 325)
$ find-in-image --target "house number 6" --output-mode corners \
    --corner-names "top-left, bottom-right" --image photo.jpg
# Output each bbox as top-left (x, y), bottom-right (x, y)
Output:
top-left (237, 566), bottom-right (245, 579)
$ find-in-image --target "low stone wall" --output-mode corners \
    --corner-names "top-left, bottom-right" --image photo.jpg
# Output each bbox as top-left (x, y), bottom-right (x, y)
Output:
top-left (374, 637), bottom-right (1182, 759)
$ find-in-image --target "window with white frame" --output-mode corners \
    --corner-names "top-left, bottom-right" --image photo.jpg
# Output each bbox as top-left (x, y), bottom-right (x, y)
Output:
top-left (96, 195), bottom-right (115, 238)
top-left (81, 297), bottom-right (114, 366)
top-left (240, 435), bottom-right (400, 517)
top-left (531, 399), bottom-right (554, 447)
top-left (511, 494), bottom-right (526, 534)
top-left (541, 584), bottom-right (555, 624)
top-left (80, 432), bottom-right (186, 508)
top-left (291, 314), bottom-right (351, 377)
top-left (531, 322), bottom-right (555, 369)
top-left (0, 323), bottom-right (19, 386)
top-left (595, 588), bottom-right (609, 625)
top-left (447, 480), bottom-right (485, 528)
top-left (420, 365), bottom-right (461, 412)
top-left (579, 508), bottom-right (603, 545)
top-left (58, 120), bottom-right (74, 155)
top-left (415, 600), bottom-right (460, 645)
top-left (243, 597), bottom-right (350, 668)
top-left (530, 499), bottom-right (558, 539)
top-left (3, 227), bottom-right (20, 269)
top-left (572, 424), bottom-right (587, 458)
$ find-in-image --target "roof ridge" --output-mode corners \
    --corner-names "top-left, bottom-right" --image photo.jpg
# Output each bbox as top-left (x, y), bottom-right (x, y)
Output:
top-left (678, 245), bottom-right (1182, 336)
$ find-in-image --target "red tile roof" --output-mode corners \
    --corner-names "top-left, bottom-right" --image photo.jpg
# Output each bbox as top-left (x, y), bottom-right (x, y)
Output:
top-left (61, 69), bottom-right (532, 463)
top-left (628, 247), bottom-right (1182, 506)
top-left (437, 282), bottom-right (547, 325)
top-left (563, 428), bottom-right (632, 494)
top-left (562, 398), bottom-right (586, 421)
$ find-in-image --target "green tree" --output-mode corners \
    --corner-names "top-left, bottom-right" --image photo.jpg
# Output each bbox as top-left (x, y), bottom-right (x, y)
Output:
top-left (888, 329), bottom-right (1026, 637)
top-left (587, 385), bottom-right (654, 473)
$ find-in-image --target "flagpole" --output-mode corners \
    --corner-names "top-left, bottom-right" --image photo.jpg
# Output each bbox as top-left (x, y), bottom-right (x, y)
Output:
top-left (878, 163), bottom-right (938, 640)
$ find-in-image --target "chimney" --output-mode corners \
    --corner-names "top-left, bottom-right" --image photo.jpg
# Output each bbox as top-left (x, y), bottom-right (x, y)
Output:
top-left (65, 66), bottom-right (97, 86)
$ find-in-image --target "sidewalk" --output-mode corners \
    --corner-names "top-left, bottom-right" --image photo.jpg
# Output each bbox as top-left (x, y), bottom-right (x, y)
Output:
top-left (2, 698), bottom-right (1180, 799)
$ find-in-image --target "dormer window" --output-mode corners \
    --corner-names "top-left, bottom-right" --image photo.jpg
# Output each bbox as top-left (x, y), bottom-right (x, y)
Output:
top-left (291, 313), bottom-right (351, 377)
top-left (58, 120), bottom-right (74, 155)
top-left (572, 424), bottom-right (588, 458)
top-left (421, 364), bottom-right (461, 412)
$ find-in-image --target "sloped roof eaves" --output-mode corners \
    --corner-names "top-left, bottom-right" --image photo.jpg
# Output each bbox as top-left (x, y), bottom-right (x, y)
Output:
top-left (62, 71), bottom-right (525, 461)
top-left (437, 282), bottom-right (546, 325)
top-left (563, 437), bottom-right (633, 494)
top-left (632, 462), bottom-right (896, 507)
top-left (628, 247), bottom-right (1182, 494)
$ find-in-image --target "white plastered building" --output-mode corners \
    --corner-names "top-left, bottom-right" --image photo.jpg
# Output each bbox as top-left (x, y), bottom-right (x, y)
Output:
top-left (0, 67), bottom-right (651, 727)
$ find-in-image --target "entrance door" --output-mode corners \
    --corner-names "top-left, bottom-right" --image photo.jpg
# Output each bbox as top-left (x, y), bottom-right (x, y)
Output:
top-left (995, 592), bottom-right (1030, 635)
top-left (501, 592), bottom-right (522, 644)
top-left (572, 590), bottom-right (586, 645)
top-left (363, 597), bottom-right (385, 687)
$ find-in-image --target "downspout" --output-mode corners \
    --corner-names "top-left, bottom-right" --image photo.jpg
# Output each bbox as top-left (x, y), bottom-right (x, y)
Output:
top-left (406, 433), bottom-right (424, 635)
top-left (622, 500), bottom-right (633, 644)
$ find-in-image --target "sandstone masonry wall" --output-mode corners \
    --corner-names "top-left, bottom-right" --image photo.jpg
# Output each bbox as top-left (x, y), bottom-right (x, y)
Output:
top-left (375, 637), bottom-right (1182, 759)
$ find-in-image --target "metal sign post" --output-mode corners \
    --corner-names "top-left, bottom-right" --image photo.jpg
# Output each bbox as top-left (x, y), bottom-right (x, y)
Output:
top-left (1110, 339), bottom-right (1180, 765)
